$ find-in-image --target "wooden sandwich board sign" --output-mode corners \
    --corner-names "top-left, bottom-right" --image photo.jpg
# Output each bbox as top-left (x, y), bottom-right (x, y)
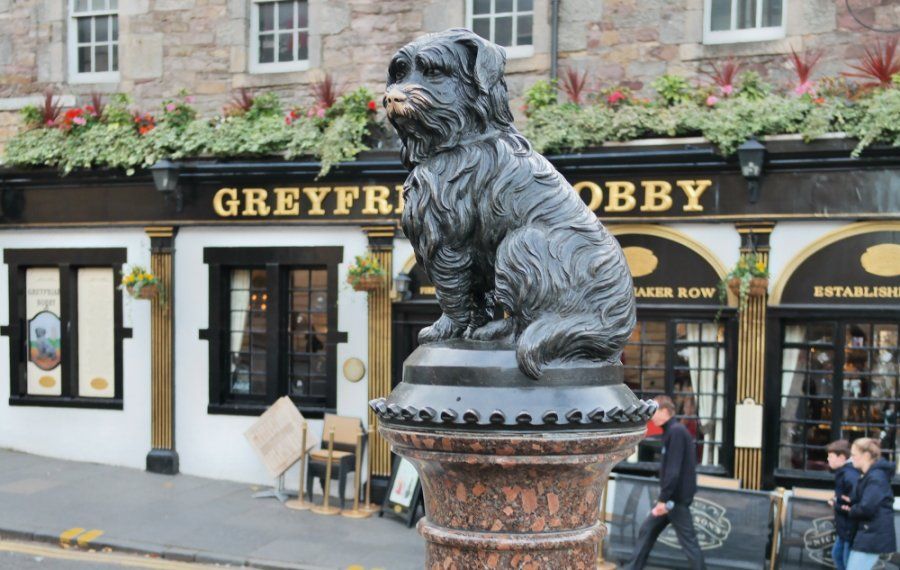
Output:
top-left (244, 396), bottom-right (318, 500)
top-left (381, 456), bottom-right (423, 528)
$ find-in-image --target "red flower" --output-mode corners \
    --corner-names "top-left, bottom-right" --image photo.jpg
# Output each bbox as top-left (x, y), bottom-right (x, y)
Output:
top-left (607, 91), bottom-right (626, 105)
top-left (64, 108), bottom-right (83, 120)
top-left (367, 100), bottom-right (377, 111)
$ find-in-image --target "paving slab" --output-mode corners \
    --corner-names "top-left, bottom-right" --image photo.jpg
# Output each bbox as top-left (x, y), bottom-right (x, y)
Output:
top-left (0, 449), bottom-right (424, 570)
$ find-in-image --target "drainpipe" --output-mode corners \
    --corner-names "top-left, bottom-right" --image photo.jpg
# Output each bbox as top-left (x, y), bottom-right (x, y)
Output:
top-left (550, 0), bottom-right (560, 81)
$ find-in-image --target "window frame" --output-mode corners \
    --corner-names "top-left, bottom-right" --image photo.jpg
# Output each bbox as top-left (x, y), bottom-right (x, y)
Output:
top-left (67, 0), bottom-right (120, 84)
top-left (248, 0), bottom-right (311, 74)
top-left (466, 0), bottom-right (535, 60)
top-left (202, 247), bottom-right (344, 417)
top-left (766, 310), bottom-right (900, 487)
top-left (702, 0), bottom-right (786, 45)
top-left (615, 307), bottom-right (738, 478)
top-left (2, 248), bottom-right (129, 409)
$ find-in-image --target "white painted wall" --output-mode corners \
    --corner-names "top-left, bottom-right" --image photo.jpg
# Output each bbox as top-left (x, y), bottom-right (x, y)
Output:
top-left (0, 228), bottom-right (152, 469)
top-left (668, 223), bottom-right (741, 273)
top-left (173, 225), bottom-right (372, 486)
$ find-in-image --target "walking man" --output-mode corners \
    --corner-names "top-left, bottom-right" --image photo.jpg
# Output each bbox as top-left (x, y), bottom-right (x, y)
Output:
top-left (625, 395), bottom-right (706, 570)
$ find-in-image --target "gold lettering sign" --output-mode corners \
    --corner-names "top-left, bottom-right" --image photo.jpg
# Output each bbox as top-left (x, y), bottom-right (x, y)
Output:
top-left (633, 286), bottom-right (717, 299)
top-left (212, 178), bottom-right (713, 218)
top-left (813, 286), bottom-right (900, 299)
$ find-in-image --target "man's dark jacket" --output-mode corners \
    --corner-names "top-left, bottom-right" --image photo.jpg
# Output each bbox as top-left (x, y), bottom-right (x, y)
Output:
top-left (832, 462), bottom-right (860, 541)
top-left (848, 459), bottom-right (896, 554)
top-left (658, 417), bottom-right (697, 504)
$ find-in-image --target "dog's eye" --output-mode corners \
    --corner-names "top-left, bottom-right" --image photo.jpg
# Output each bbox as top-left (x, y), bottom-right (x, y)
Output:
top-left (423, 67), bottom-right (444, 78)
top-left (393, 62), bottom-right (409, 80)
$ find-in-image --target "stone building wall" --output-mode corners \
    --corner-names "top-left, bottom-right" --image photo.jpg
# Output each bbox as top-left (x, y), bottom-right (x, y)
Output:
top-left (0, 0), bottom-right (897, 152)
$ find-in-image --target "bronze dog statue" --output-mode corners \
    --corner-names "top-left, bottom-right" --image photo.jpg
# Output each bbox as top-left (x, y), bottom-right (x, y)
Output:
top-left (384, 29), bottom-right (636, 378)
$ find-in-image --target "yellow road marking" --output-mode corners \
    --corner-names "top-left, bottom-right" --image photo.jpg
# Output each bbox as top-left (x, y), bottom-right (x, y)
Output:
top-left (76, 528), bottom-right (104, 547)
top-left (0, 539), bottom-right (215, 569)
top-left (59, 527), bottom-right (85, 545)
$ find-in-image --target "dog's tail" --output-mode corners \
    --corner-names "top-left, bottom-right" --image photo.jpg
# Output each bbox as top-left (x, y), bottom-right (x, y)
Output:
top-left (516, 312), bottom-right (630, 379)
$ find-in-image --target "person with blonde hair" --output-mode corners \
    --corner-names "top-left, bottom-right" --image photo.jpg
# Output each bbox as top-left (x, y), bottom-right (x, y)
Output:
top-left (840, 438), bottom-right (896, 569)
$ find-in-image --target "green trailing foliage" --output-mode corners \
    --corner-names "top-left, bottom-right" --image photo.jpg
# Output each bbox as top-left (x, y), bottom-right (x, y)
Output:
top-left (5, 69), bottom-right (900, 175)
top-left (523, 74), bottom-right (900, 157)
top-left (5, 87), bottom-right (381, 178)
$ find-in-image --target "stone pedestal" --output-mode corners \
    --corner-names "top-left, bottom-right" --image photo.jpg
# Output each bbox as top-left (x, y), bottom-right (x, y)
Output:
top-left (380, 425), bottom-right (643, 569)
top-left (371, 340), bottom-right (654, 569)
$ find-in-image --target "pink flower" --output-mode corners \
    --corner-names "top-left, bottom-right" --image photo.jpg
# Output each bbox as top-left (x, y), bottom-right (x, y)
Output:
top-left (72, 116), bottom-right (87, 125)
top-left (706, 95), bottom-right (719, 106)
top-left (184, 96), bottom-right (195, 104)
top-left (284, 116), bottom-right (292, 125)
top-left (316, 108), bottom-right (325, 118)
top-left (165, 103), bottom-right (177, 112)
top-left (793, 81), bottom-right (815, 96)
top-left (720, 84), bottom-right (734, 95)
top-left (607, 90), bottom-right (626, 105)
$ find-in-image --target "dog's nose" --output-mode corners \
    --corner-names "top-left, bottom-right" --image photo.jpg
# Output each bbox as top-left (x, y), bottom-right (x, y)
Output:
top-left (384, 89), bottom-right (407, 105)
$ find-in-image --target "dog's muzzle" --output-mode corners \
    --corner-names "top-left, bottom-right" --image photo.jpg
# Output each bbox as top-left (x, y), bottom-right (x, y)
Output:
top-left (384, 87), bottom-right (413, 118)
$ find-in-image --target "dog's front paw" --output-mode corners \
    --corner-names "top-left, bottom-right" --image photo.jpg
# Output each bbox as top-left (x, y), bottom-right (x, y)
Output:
top-left (418, 314), bottom-right (465, 344)
top-left (468, 318), bottom-right (516, 342)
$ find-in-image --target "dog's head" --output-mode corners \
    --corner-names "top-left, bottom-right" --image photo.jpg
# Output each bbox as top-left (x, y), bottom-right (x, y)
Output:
top-left (384, 28), bottom-right (515, 166)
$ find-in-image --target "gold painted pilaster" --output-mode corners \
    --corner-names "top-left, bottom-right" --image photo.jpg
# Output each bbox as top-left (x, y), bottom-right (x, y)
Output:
top-left (364, 226), bottom-right (395, 478)
top-left (733, 222), bottom-right (774, 490)
top-left (145, 226), bottom-right (179, 474)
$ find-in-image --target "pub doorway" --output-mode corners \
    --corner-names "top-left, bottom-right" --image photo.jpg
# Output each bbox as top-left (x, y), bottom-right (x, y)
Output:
top-left (391, 262), bottom-right (440, 389)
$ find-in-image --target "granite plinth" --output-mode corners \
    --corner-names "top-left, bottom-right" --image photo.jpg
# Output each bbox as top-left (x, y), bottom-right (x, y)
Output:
top-left (380, 425), bottom-right (644, 569)
top-left (371, 342), bottom-right (651, 568)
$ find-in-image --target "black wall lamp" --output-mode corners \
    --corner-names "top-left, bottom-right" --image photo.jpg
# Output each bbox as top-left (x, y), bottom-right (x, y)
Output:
top-left (737, 138), bottom-right (766, 204)
top-left (393, 272), bottom-right (412, 301)
top-left (150, 159), bottom-right (183, 212)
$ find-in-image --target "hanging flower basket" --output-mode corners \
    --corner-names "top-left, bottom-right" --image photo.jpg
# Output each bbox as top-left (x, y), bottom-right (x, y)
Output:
top-left (728, 276), bottom-right (768, 298)
top-left (127, 282), bottom-right (158, 299)
top-left (718, 253), bottom-right (770, 314)
top-left (347, 273), bottom-right (384, 292)
top-left (347, 254), bottom-right (385, 293)
top-left (120, 265), bottom-right (160, 302)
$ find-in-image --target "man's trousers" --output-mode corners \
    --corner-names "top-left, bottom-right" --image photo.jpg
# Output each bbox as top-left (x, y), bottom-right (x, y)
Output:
top-left (624, 503), bottom-right (706, 570)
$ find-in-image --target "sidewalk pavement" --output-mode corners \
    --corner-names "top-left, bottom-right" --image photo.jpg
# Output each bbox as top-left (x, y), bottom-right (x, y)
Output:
top-left (0, 449), bottom-right (424, 570)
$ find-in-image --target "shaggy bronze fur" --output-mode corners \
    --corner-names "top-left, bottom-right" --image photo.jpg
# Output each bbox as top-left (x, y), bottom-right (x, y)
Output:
top-left (385, 29), bottom-right (636, 378)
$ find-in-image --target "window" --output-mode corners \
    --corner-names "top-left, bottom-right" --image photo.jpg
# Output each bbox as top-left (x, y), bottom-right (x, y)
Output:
top-left (704, 0), bottom-right (785, 44)
top-left (2, 249), bottom-right (129, 408)
top-left (778, 320), bottom-right (899, 477)
top-left (203, 247), bottom-right (345, 416)
top-left (621, 318), bottom-right (731, 472)
top-left (250, 0), bottom-right (310, 73)
top-left (68, 0), bottom-right (119, 83)
top-left (467, 0), bottom-right (534, 59)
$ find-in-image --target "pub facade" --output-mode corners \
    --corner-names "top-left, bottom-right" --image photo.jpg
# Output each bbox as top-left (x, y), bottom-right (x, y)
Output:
top-left (1, 136), bottom-right (898, 495)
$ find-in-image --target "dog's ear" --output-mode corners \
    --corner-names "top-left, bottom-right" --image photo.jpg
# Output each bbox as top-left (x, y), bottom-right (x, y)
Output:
top-left (455, 32), bottom-right (506, 94)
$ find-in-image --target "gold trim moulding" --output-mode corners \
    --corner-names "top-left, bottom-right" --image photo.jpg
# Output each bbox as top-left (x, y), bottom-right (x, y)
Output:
top-left (144, 226), bottom-right (176, 238)
top-left (4, 213), bottom-right (900, 231)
